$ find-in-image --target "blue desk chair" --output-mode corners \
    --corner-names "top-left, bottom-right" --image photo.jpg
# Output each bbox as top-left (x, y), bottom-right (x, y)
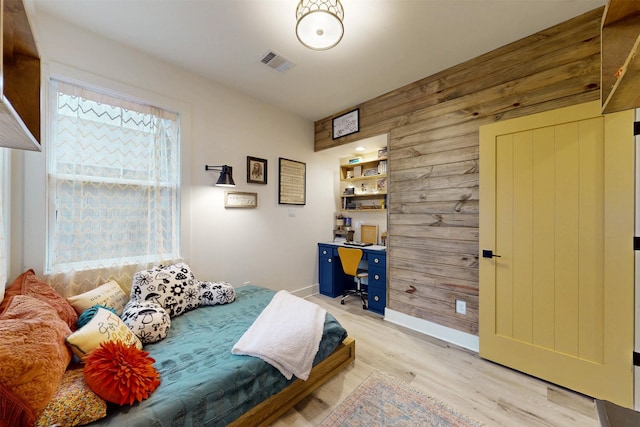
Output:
top-left (337, 247), bottom-right (368, 310)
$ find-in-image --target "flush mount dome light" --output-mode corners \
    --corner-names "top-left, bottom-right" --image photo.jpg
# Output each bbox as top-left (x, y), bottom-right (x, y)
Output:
top-left (296, 0), bottom-right (344, 50)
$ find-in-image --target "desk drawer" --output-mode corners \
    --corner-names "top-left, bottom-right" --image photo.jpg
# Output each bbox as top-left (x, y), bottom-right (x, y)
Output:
top-left (369, 253), bottom-right (385, 267)
top-left (319, 246), bottom-right (332, 257)
top-left (368, 284), bottom-right (386, 315)
top-left (368, 268), bottom-right (386, 287)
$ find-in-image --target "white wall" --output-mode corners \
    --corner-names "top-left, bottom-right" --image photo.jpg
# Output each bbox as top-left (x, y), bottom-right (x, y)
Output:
top-left (15, 12), bottom-right (341, 295)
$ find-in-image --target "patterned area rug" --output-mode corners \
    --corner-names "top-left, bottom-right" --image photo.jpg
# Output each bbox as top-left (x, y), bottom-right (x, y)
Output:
top-left (319, 371), bottom-right (484, 427)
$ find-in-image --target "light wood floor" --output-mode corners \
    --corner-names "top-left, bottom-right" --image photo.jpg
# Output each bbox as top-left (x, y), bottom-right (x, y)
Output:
top-left (272, 294), bottom-right (600, 427)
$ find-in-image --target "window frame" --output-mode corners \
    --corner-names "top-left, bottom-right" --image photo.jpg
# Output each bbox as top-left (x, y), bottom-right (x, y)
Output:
top-left (21, 63), bottom-right (192, 277)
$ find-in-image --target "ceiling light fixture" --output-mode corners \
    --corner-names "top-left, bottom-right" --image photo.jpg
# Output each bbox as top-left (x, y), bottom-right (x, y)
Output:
top-left (295, 0), bottom-right (344, 51)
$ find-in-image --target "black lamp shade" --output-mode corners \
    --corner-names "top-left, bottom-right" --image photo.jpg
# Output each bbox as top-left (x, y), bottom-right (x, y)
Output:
top-left (215, 166), bottom-right (235, 187)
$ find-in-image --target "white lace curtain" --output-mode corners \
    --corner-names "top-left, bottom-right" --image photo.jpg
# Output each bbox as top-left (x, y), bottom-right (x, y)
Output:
top-left (47, 80), bottom-right (181, 296)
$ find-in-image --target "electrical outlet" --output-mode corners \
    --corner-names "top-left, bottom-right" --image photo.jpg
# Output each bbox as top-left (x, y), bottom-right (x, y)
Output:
top-left (455, 300), bottom-right (466, 315)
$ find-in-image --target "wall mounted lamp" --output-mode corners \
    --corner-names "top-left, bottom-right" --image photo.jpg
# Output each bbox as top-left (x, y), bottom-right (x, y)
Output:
top-left (205, 165), bottom-right (235, 187)
top-left (295, 0), bottom-right (344, 50)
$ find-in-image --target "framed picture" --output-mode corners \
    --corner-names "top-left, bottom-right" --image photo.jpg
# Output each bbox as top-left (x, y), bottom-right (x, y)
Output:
top-left (332, 108), bottom-right (359, 139)
top-left (247, 156), bottom-right (267, 184)
top-left (361, 224), bottom-right (378, 244)
top-left (278, 158), bottom-right (306, 205)
top-left (225, 191), bottom-right (258, 208)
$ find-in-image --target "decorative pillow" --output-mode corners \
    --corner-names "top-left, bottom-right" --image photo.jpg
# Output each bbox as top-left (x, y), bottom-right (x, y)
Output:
top-left (77, 304), bottom-right (118, 329)
top-left (198, 281), bottom-right (236, 306)
top-left (67, 280), bottom-right (129, 316)
top-left (0, 295), bottom-right (72, 427)
top-left (0, 269), bottom-right (78, 330)
top-left (66, 307), bottom-right (142, 362)
top-left (36, 368), bottom-right (107, 427)
top-left (121, 301), bottom-right (171, 344)
top-left (84, 340), bottom-right (160, 406)
top-left (130, 263), bottom-right (200, 317)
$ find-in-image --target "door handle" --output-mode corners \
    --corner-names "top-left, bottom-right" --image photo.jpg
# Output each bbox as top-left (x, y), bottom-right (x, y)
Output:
top-left (482, 249), bottom-right (501, 258)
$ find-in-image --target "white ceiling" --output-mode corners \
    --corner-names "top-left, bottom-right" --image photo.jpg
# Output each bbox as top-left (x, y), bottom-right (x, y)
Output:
top-left (29, 0), bottom-right (605, 123)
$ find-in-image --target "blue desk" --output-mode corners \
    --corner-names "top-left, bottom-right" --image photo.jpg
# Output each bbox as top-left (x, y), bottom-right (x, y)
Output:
top-left (318, 242), bottom-right (387, 315)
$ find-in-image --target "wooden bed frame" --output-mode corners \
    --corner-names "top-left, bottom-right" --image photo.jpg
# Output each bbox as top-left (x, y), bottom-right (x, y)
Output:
top-left (229, 336), bottom-right (356, 426)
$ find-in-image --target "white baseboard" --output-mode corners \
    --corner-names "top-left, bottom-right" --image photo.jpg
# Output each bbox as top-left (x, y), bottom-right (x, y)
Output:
top-left (302, 287), bottom-right (479, 353)
top-left (384, 308), bottom-right (479, 353)
top-left (292, 284), bottom-right (319, 299)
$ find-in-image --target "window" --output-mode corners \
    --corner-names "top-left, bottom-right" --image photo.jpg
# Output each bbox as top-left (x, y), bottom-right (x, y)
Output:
top-left (47, 80), bottom-right (181, 274)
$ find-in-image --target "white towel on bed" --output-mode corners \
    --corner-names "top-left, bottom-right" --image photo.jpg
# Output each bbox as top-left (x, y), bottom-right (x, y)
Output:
top-left (231, 290), bottom-right (327, 381)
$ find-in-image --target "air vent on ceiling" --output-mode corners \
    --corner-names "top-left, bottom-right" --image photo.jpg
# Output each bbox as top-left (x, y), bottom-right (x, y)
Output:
top-left (260, 50), bottom-right (295, 74)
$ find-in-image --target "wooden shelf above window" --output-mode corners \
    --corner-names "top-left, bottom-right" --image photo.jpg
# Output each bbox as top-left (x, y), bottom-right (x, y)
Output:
top-left (600, 0), bottom-right (640, 114)
top-left (0, 0), bottom-right (41, 150)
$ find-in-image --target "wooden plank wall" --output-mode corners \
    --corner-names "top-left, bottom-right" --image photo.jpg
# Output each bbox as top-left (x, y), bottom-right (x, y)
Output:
top-left (314, 8), bottom-right (603, 335)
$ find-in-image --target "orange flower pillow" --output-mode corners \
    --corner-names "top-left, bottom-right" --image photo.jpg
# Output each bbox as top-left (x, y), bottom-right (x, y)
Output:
top-left (84, 340), bottom-right (160, 406)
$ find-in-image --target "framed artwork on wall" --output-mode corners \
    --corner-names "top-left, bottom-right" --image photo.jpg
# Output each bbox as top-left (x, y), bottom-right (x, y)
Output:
top-left (278, 158), bottom-right (306, 205)
top-left (332, 108), bottom-right (359, 139)
top-left (247, 156), bottom-right (267, 184)
top-left (225, 191), bottom-right (258, 208)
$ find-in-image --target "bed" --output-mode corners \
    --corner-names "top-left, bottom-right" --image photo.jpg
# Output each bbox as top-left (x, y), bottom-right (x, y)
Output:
top-left (88, 285), bottom-right (355, 427)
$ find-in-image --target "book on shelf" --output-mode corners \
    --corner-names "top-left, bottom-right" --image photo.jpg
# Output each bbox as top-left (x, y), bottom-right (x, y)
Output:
top-left (377, 160), bottom-right (387, 174)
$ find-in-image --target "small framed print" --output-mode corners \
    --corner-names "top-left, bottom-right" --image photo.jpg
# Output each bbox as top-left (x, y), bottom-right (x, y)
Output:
top-left (332, 108), bottom-right (359, 139)
top-left (361, 224), bottom-right (378, 244)
top-left (225, 191), bottom-right (258, 208)
top-left (247, 156), bottom-right (267, 184)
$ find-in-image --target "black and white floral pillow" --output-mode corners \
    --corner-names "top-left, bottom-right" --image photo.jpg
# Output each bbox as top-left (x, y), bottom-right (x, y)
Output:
top-left (199, 281), bottom-right (236, 306)
top-left (130, 263), bottom-right (200, 317)
top-left (121, 301), bottom-right (171, 344)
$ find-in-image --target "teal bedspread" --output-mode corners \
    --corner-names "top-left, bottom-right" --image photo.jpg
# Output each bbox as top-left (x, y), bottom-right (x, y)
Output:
top-left (89, 285), bottom-right (347, 426)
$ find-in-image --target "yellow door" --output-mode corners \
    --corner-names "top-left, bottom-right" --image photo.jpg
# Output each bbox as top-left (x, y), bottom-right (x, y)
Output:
top-left (479, 101), bottom-right (634, 407)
